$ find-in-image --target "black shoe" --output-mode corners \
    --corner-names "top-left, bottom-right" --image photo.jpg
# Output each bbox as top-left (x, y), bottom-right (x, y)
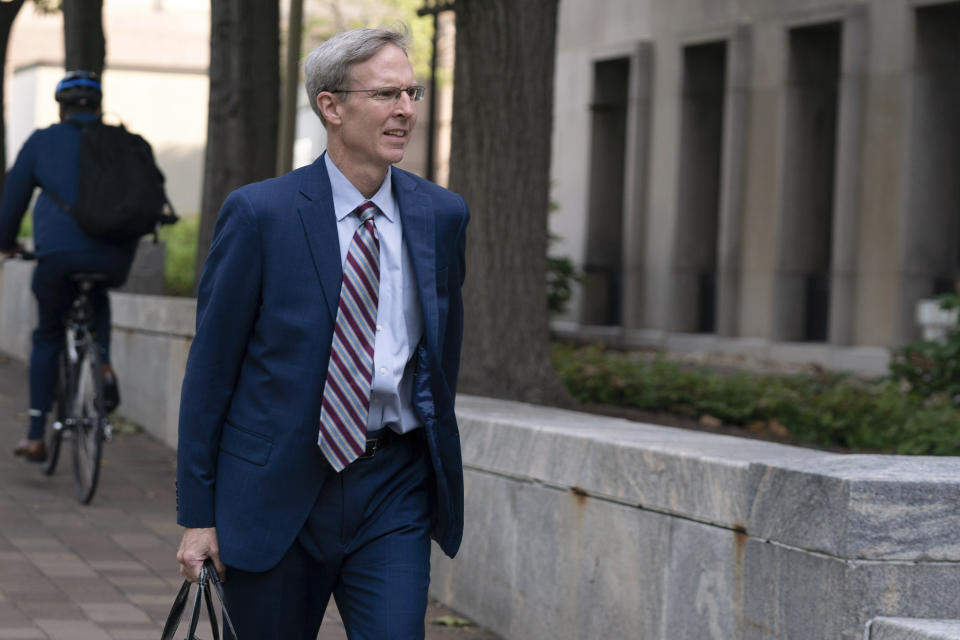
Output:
top-left (102, 368), bottom-right (120, 414)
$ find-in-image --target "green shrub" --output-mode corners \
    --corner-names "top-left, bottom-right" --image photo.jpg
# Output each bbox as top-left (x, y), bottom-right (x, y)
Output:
top-left (18, 212), bottom-right (32, 238)
top-left (890, 293), bottom-right (960, 402)
top-left (897, 399), bottom-right (960, 455)
top-left (547, 255), bottom-right (579, 315)
top-left (552, 343), bottom-right (960, 455)
top-left (158, 215), bottom-right (199, 297)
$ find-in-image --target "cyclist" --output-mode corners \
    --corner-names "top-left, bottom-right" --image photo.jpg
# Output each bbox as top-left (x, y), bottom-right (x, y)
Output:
top-left (0, 71), bottom-right (136, 462)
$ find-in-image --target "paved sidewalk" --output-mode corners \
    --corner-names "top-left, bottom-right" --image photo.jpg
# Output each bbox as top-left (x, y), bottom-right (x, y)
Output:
top-left (0, 354), bottom-right (496, 640)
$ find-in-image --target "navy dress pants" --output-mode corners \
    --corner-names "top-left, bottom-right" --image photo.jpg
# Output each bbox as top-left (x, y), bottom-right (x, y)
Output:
top-left (28, 248), bottom-right (134, 439)
top-left (222, 429), bottom-right (434, 640)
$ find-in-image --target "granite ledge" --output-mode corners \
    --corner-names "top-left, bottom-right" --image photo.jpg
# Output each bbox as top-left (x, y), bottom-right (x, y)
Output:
top-left (867, 617), bottom-right (960, 640)
top-left (455, 395), bottom-right (960, 561)
top-left (110, 292), bottom-right (197, 337)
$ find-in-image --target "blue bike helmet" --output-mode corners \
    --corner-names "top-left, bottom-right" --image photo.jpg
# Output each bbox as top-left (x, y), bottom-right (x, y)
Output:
top-left (55, 70), bottom-right (102, 107)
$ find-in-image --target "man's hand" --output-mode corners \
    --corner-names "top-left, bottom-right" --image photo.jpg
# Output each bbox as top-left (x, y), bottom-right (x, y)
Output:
top-left (176, 527), bottom-right (225, 582)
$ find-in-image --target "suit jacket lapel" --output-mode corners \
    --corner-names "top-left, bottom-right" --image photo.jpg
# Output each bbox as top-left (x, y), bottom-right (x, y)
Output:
top-left (297, 156), bottom-right (341, 323)
top-left (395, 171), bottom-right (439, 356)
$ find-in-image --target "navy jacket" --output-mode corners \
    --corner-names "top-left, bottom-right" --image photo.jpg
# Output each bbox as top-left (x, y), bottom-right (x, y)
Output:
top-left (176, 156), bottom-right (469, 571)
top-left (0, 114), bottom-right (136, 257)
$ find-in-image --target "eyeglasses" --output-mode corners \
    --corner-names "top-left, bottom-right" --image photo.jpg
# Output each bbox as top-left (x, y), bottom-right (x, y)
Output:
top-left (332, 85), bottom-right (426, 102)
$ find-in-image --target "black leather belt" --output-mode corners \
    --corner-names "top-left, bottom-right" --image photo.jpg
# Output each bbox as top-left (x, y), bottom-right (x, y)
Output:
top-left (358, 428), bottom-right (398, 459)
top-left (358, 428), bottom-right (423, 460)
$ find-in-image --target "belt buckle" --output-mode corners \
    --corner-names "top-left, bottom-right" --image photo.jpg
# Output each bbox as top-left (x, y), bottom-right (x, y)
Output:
top-left (359, 437), bottom-right (379, 459)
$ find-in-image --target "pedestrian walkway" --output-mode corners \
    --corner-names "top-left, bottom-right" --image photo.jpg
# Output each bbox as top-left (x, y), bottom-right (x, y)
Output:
top-left (0, 354), bottom-right (497, 640)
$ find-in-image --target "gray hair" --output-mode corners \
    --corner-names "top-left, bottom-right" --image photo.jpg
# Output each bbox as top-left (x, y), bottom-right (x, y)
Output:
top-left (304, 26), bottom-right (410, 126)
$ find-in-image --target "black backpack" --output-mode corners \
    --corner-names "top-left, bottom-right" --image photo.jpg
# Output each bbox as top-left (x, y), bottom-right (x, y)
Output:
top-left (58, 119), bottom-right (175, 242)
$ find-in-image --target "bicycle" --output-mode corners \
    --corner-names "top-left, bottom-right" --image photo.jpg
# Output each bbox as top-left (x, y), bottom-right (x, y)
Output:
top-left (7, 249), bottom-right (112, 504)
top-left (39, 270), bottom-right (114, 504)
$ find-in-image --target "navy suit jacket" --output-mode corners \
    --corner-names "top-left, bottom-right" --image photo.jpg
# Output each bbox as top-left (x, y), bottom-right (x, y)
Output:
top-left (176, 156), bottom-right (468, 571)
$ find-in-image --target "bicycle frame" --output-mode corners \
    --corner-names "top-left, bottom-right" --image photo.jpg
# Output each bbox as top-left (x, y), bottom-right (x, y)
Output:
top-left (8, 250), bottom-right (111, 503)
top-left (45, 278), bottom-right (111, 504)
top-left (64, 285), bottom-right (93, 420)
top-left (51, 283), bottom-right (95, 433)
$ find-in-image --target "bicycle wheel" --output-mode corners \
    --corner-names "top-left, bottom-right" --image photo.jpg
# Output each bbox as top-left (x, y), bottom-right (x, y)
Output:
top-left (72, 347), bottom-right (105, 504)
top-left (42, 353), bottom-right (70, 476)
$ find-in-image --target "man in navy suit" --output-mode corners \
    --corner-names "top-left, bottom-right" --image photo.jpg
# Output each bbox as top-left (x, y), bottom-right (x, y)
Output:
top-left (176, 27), bottom-right (468, 639)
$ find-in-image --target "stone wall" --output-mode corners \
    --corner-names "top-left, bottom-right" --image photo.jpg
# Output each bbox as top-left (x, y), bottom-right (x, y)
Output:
top-left (432, 397), bottom-right (960, 640)
top-left (0, 260), bottom-right (36, 363)
top-left (3, 261), bottom-right (960, 639)
top-left (867, 619), bottom-right (960, 640)
top-left (108, 293), bottom-right (195, 448)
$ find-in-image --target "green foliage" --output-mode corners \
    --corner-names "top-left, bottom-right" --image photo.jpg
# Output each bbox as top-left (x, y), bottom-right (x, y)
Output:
top-left (158, 215), bottom-right (199, 297)
top-left (889, 293), bottom-right (960, 401)
top-left (384, 0), bottom-right (435, 81)
top-left (547, 255), bottom-right (579, 315)
top-left (429, 616), bottom-right (472, 628)
top-left (552, 343), bottom-right (960, 455)
top-left (546, 208), bottom-right (581, 314)
top-left (17, 212), bottom-right (32, 238)
top-left (31, 0), bottom-right (61, 14)
top-left (302, 0), bottom-right (435, 81)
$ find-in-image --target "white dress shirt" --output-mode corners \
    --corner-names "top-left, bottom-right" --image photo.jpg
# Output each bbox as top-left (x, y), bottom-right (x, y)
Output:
top-left (324, 153), bottom-right (425, 434)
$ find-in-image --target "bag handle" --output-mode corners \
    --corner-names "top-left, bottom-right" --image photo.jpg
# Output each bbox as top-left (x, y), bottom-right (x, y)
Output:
top-left (160, 559), bottom-right (238, 640)
top-left (205, 559), bottom-right (238, 637)
top-left (186, 574), bottom-right (207, 639)
top-left (160, 579), bottom-right (191, 640)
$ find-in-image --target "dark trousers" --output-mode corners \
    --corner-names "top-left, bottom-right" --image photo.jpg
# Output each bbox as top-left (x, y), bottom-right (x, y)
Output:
top-left (223, 429), bottom-right (434, 640)
top-left (28, 249), bottom-right (134, 439)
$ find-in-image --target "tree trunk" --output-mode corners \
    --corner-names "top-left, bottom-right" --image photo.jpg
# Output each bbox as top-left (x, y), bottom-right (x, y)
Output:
top-left (0, 0), bottom-right (27, 198)
top-left (277, 0), bottom-right (303, 175)
top-left (448, 0), bottom-right (571, 406)
top-left (195, 0), bottom-right (279, 286)
top-left (62, 0), bottom-right (105, 75)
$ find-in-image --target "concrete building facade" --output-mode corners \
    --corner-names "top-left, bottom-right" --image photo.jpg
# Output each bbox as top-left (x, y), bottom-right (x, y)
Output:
top-left (551, 0), bottom-right (960, 351)
top-left (6, 0), bottom-right (210, 217)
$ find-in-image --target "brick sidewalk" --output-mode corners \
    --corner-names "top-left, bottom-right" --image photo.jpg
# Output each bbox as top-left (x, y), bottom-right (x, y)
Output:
top-left (0, 354), bottom-right (496, 640)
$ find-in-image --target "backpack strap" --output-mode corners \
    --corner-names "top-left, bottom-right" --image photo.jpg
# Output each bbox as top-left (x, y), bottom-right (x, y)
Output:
top-left (47, 118), bottom-right (99, 211)
top-left (44, 118), bottom-right (101, 213)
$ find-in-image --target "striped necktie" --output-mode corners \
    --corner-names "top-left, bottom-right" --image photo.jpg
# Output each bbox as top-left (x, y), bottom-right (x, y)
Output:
top-left (318, 201), bottom-right (380, 471)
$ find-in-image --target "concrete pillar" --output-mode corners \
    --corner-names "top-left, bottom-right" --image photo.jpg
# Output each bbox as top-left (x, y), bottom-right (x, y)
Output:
top-left (621, 43), bottom-right (653, 330)
top-left (828, 7), bottom-right (868, 346)
top-left (894, 1), bottom-right (960, 344)
top-left (715, 24), bottom-right (752, 337)
top-left (644, 38), bottom-right (683, 332)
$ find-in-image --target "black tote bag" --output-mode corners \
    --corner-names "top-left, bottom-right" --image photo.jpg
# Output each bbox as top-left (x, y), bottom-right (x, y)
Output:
top-left (161, 559), bottom-right (238, 640)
